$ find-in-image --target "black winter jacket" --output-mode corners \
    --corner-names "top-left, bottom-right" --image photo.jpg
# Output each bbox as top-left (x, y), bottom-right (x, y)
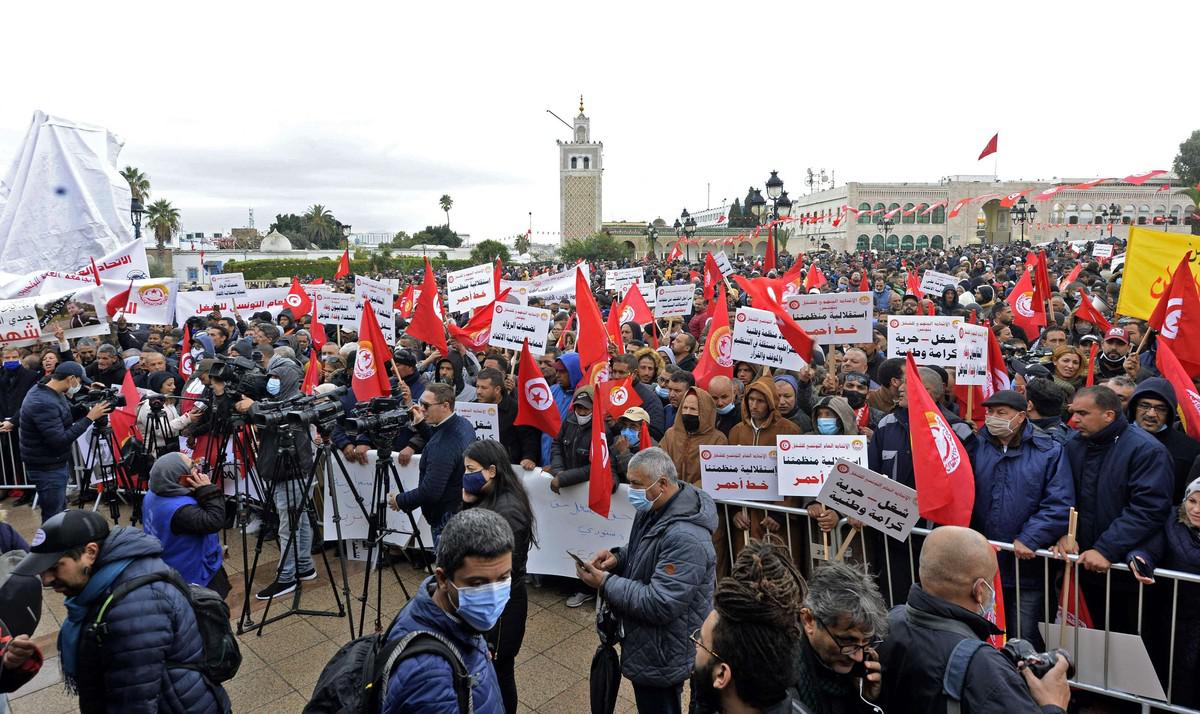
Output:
top-left (18, 383), bottom-right (93, 468)
top-left (0, 365), bottom-right (38, 421)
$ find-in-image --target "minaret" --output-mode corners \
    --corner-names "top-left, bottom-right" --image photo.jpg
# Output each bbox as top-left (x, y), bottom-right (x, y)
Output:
top-left (558, 96), bottom-right (603, 244)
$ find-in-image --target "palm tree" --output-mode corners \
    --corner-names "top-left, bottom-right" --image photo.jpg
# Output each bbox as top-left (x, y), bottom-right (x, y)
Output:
top-left (145, 199), bottom-right (180, 274)
top-left (120, 166), bottom-right (150, 202)
top-left (514, 231), bottom-right (531, 256)
top-left (439, 194), bottom-right (454, 229)
top-left (304, 204), bottom-right (338, 248)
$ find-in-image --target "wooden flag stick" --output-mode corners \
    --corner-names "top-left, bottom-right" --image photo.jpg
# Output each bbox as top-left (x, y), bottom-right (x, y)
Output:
top-left (834, 527), bottom-right (859, 562)
top-left (1058, 507), bottom-right (1078, 649)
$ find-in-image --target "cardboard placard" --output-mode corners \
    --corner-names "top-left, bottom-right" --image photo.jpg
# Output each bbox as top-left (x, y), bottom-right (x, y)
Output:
top-left (816, 459), bottom-right (919, 540)
top-left (886, 315), bottom-right (961, 366)
top-left (456, 401), bottom-right (500, 441)
top-left (210, 272), bottom-right (246, 299)
top-left (731, 307), bottom-right (807, 371)
top-left (919, 269), bottom-right (960, 296)
top-left (655, 284), bottom-right (695, 318)
top-left (699, 445), bottom-right (779, 501)
top-left (955, 323), bottom-right (989, 386)
top-left (604, 267), bottom-right (644, 292)
top-left (776, 435), bottom-right (870, 497)
top-left (316, 292), bottom-right (358, 329)
top-left (446, 263), bottom-right (496, 314)
top-left (784, 292), bottom-right (873, 345)
top-left (1092, 243), bottom-right (1114, 258)
top-left (489, 302), bottom-right (551, 355)
top-left (354, 276), bottom-right (395, 344)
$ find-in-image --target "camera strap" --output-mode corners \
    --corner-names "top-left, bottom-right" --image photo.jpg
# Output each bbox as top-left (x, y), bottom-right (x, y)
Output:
top-left (943, 639), bottom-right (988, 714)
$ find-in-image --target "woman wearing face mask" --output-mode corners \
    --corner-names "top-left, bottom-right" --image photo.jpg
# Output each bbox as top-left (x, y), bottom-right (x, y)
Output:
top-left (142, 452), bottom-right (230, 598)
top-left (460, 439), bottom-right (537, 714)
top-left (135, 372), bottom-right (200, 456)
top-left (1066, 313), bottom-right (1101, 345)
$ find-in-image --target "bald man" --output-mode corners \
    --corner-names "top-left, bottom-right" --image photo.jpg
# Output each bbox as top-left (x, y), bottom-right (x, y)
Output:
top-left (877, 526), bottom-right (1070, 714)
top-left (706, 375), bottom-right (740, 436)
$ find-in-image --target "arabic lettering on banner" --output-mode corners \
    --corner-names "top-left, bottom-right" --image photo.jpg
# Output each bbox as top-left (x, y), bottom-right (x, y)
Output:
top-left (303, 283), bottom-right (333, 296)
top-left (713, 251), bottom-right (733, 276)
top-left (489, 302), bottom-right (551, 355)
top-left (887, 315), bottom-right (961, 366)
top-left (321, 451), bottom-right (432, 547)
top-left (209, 272), bottom-right (246, 299)
top-left (0, 285), bottom-right (109, 347)
top-left (604, 267), bottom-right (644, 292)
top-left (731, 307), bottom-right (807, 371)
top-left (655, 284), bottom-right (694, 318)
top-left (699, 445), bottom-right (780, 501)
top-left (455, 401), bottom-right (500, 441)
top-left (633, 281), bottom-right (656, 309)
top-left (1092, 243), bottom-right (1114, 258)
top-left (316, 292), bottom-right (358, 329)
top-left (173, 287), bottom-right (289, 325)
top-left (0, 239), bottom-right (151, 300)
top-left (919, 269), bottom-right (960, 296)
top-left (354, 275), bottom-right (396, 345)
top-left (955, 323), bottom-right (989, 386)
top-left (446, 263), bottom-right (496, 314)
top-left (784, 292), bottom-right (873, 345)
top-left (776, 435), bottom-right (869, 497)
top-left (816, 459), bottom-right (919, 541)
top-left (527, 263), bottom-right (590, 301)
top-left (524, 470), bottom-right (635, 578)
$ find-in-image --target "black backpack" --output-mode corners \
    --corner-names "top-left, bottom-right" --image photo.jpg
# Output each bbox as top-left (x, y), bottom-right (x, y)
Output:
top-left (304, 617), bottom-right (473, 714)
top-left (89, 569), bottom-right (242, 683)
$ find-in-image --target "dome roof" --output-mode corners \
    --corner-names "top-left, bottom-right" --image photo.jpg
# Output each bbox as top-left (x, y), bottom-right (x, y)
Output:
top-left (259, 229), bottom-right (293, 252)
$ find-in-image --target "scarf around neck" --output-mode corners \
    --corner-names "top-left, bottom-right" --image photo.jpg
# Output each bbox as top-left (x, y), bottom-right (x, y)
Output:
top-left (59, 557), bottom-right (135, 686)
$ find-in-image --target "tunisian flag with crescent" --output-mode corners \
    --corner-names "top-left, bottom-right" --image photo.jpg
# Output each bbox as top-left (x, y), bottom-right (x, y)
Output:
top-left (406, 257), bottom-right (449, 357)
top-left (1007, 269), bottom-right (1046, 337)
top-left (513, 339), bottom-right (562, 437)
top-left (588, 384), bottom-right (614, 518)
top-left (595, 377), bottom-right (643, 419)
top-left (905, 354), bottom-right (974, 526)
top-left (285, 277), bottom-right (312, 317)
top-left (692, 282), bottom-right (734, 390)
top-left (703, 252), bottom-right (722, 303)
top-left (352, 297), bottom-right (392, 402)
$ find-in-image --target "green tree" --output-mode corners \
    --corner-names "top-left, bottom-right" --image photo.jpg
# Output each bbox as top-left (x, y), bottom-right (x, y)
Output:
top-left (439, 194), bottom-right (454, 229)
top-left (470, 240), bottom-right (510, 264)
top-left (304, 204), bottom-right (342, 249)
top-left (1181, 186), bottom-right (1200, 236)
top-left (120, 166), bottom-right (151, 202)
top-left (269, 213), bottom-right (312, 249)
top-left (514, 232), bottom-right (531, 255)
top-left (145, 199), bottom-right (180, 273)
top-left (411, 224), bottom-right (461, 248)
top-left (559, 232), bottom-right (626, 263)
top-left (1173, 130), bottom-right (1200, 187)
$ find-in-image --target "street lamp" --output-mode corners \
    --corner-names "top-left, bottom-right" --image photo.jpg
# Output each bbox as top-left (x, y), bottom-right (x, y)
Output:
top-left (1099, 203), bottom-right (1121, 238)
top-left (750, 171), bottom-right (790, 265)
top-left (1008, 195), bottom-right (1037, 244)
top-left (644, 222), bottom-right (658, 259)
top-left (880, 217), bottom-right (895, 249)
top-left (677, 209), bottom-right (697, 262)
top-left (130, 197), bottom-right (145, 242)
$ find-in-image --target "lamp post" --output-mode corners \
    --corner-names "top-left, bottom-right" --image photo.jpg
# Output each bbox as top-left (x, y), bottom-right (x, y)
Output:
top-left (1008, 195), bottom-right (1037, 245)
top-left (748, 171), bottom-right (792, 265)
top-left (1099, 203), bottom-right (1121, 238)
top-left (880, 217), bottom-right (895, 250)
top-left (644, 222), bottom-right (658, 259)
top-left (676, 209), bottom-right (697, 262)
top-left (130, 197), bottom-right (145, 242)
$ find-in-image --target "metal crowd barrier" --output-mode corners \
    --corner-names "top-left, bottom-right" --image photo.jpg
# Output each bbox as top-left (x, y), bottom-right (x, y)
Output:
top-left (715, 499), bottom-right (1200, 714)
top-left (0, 431), bottom-right (32, 493)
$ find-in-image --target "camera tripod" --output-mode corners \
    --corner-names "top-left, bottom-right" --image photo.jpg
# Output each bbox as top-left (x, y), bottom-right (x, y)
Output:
top-left (81, 416), bottom-right (141, 526)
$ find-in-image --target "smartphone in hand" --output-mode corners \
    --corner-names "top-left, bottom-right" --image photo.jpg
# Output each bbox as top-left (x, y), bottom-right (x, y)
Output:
top-left (567, 551), bottom-right (588, 569)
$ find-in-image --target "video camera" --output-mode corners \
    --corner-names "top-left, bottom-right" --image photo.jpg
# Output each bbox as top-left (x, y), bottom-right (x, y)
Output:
top-left (251, 386), bottom-right (347, 431)
top-left (1000, 639), bottom-right (1074, 679)
top-left (71, 384), bottom-right (127, 409)
top-left (209, 355), bottom-right (269, 402)
top-left (337, 396), bottom-right (413, 447)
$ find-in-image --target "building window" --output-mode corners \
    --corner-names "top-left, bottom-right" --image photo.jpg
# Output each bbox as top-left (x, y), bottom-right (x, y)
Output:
top-left (931, 205), bottom-right (946, 224)
top-left (931, 235), bottom-right (944, 249)
top-left (570, 157), bottom-right (578, 169)
top-left (858, 202), bottom-right (872, 224)
top-left (901, 203), bottom-right (915, 224)
top-left (1051, 203), bottom-right (1064, 224)
top-left (871, 234), bottom-right (884, 250)
top-left (1066, 204), bottom-right (1078, 224)
top-left (901, 235), bottom-right (914, 250)
top-left (917, 204), bottom-right (931, 224)
top-left (857, 235), bottom-right (869, 250)
top-left (187, 268), bottom-right (198, 282)
top-left (916, 235), bottom-right (929, 249)
top-left (1079, 204), bottom-right (1094, 224)
top-left (873, 202), bottom-right (886, 224)
top-left (886, 234), bottom-right (899, 250)
top-left (1123, 205), bottom-right (1135, 224)
top-left (583, 156), bottom-right (590, 169)
top-left (1138, 204), bottom-right (1150, 224)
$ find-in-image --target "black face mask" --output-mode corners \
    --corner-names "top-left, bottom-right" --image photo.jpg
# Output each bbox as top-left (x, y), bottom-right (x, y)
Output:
top-left (681, 414), bottom-right (701, 433)
top-left (843, 391), bottom-right (867, 409)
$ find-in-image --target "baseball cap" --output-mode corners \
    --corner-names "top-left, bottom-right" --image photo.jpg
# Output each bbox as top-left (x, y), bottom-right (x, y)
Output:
top-left (51, 361), bottom-right (92, 385)
top-left (981, 390), bottom-right (1029, 411)
top-left (1104, 327), bottom-right (1129, 344)
top-left (619, 406), bottom-right (650, 422)
top-left (14, 510), bottom-right (110, 576)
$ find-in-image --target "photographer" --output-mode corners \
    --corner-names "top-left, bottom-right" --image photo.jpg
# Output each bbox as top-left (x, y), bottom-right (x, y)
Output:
top-left (877, 526), bottom-right (1071, 714)
top-left (19, 363), bottom-right (112, 522)
top-left (136, 372), bottom-right (200, 455)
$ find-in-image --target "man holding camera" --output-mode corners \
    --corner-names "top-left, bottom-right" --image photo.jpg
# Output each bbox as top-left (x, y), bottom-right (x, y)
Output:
top-left (19, 362), bottom-right (112, 522)
top-left (877, 526), bottom-right (1071, 714)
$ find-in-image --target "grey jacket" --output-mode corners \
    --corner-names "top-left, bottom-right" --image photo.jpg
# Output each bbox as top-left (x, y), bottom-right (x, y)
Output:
top-left (602, 482), bottom-right (718, 686)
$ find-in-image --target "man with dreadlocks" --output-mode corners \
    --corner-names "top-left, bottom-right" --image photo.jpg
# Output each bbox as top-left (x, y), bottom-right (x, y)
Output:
top-left (690, 537), bottom-right (810, 713)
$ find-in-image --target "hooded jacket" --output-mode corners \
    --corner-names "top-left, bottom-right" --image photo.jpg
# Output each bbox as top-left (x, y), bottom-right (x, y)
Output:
top-left (603, 482), bottom-right (718, 687)
top-left (552, 387), bottom-right (601, 488)
top-left (434, 352), bottom-right (477, 402)
top-left (811, 395), bottom-right (859, 435)
top-left (728, 376), bottom-right (803, 446)
top-left (72, 527), bottom-right (230, 714)
top-left (142, 453), bottom-right (224, 588)
top-left (658, 387), bottom-right (728, 485)
top-left (1127, 378), bottom-right (1200, 503)
top-left (252, 354), bottom-right (313, 481)
top-left (551, 352), bottom-right (583, 417)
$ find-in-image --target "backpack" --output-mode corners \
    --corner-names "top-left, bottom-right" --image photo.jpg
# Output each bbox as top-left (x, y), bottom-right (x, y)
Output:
top-left (304, 619), bottom-right (473, 714)
top-left (89, 569), bottom-right (242, 683)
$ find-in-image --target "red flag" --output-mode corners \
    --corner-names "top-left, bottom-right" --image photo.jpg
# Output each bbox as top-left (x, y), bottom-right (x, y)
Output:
top-left (1121, 170), bottom-right (1167, 186)
top-left (574, 267), bottom-right (610, 371)
top-left (179, 368), bottom-right (205, 417)
top-left (595, 378), bottom-right (643, 419)
top-left (906, 270), bottom-right (924, 299)
top-left (309, 297), bottom-right (328, 352)
top-left (985, 328), bottom-right (1011, 397)
top-left (335, 249), bottom-right (351, 279)
top-left (904, 354), bottom-right (974, 526)
top-left (1084, 342), bottom-right (1098, 387)
top-left (89, 258), bottom-right (102, 286)
top-left (605, 297), bottom-right (625, 349)
top-left (857, 271), bottom-right (870, 292)
top-left (1156, 342), bottom-right (1200, 440)
top-left (977, 133), bottom-right (998, 160)
top-left (1058, 263), bottom-right (1083, 291)
top-left (105, 280), bottom-right (134, 318)
top-left (731, 276), bottom-right (815, 363)
top-left (1028, 251), bottom-right (1052, 306)
top-left (764, 227), bottom-right (776, 274)
top-left (588, 385), bottom-right (613, 518)
top-left (178, 327), bottom-right (194, 380)
top-left (493, 259), bottom-right (503, 298)
top-left (352, 297), bottom-right (393, 402)
top-left (109, 370), bottom-right (143, 459)
top-left (301, 348), bottom-right (321, 395)
top-left (407, 257), bottom-right (449, 356)
top-left (513, 340), bottom-right (562, 437)
top-left (396, 285), bottom-right (416, 318)
top-left (667, 240), bottom-right (683, 262)
top-left (1155, 184), bottom-right (1172, 194)
top-left (1056, 571), bottom-right (1095, 628)
top-left (692, 283), bottom-right (734, 390)
top-left (986, 556), bottom-right (1007, 649)
top-left (448, 290), bottom-right (509, 351)
top-left (310, 277), bottom-right (324, 285)
top-left (618, 283), bottom-right (654, 326)
top-left (1007, 269), bottom-right (1046, 337)
top-left (1070, 177), bottom-right (1111, 191)
top-left (285, 276), bottom-right (312, 317)
top-left (1148, 255), bottom-right (1200, 376)
top-left (803, 265), bottom-right (827, 292)
top-left (1072, 290), bottom-right (1112, 334)
top-left (703, 252), bottom-right (722, 303)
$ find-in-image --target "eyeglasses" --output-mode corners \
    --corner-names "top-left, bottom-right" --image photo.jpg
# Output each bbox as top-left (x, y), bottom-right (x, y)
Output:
top-left (689, 628), bottom-right (722, 662)
top-left (815, 617), bottom-right (882, 655)
top-left (1135, 403), bottom-right (1171, 416)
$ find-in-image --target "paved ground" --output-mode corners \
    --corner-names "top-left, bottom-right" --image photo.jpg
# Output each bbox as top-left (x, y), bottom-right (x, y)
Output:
top-left (4, 498), bottom-right (655, 713)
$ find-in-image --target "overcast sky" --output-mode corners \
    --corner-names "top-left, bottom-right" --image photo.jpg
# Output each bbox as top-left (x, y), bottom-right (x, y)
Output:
top-left (2, 1), bottom-right (1195, 244)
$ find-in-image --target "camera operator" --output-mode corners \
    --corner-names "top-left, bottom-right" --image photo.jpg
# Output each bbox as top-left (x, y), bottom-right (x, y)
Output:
top-left (136, 372), bottom-right (200, 455)
top-left (19, 363), bottom-right (112, 522)
top-left (877, 526), bottom-right (1071, 714)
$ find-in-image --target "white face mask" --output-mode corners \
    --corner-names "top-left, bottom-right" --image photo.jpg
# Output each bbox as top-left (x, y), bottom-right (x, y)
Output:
top-left (67, 380), bottom-right (82, 397)
top-left (985, 414), bottom-right (1020, 439)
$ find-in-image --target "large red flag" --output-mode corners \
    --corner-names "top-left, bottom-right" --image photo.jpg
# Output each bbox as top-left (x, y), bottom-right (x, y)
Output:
top-left (396, 285), bottom-right (416, 318)
top-left (1034, 251), bottom-right (1052, 307)
top-left (1157, 342), bottom-right (1200, 439)
top-left (978, 132), bottom-right (998, 160)
top-left (574, 266), bottom-right (609, 371)
top-left (493, 259), bottom-right (503, 298)
top-left (857, 270), bottom-right (870, 293)
top-left (1148, 255), bottom-right (1200, 377)
top-left (178, 326), bottom-right (194, 380)
top-left (301, 348), bottom-right (321, 395)
top-left (335, 249), bottom-right (351, 279)
top-left (1007, 269), bottom-right (1046, 337)
top-left (667, 240), bottom-right (683, 262)
top-left (513, 340), bottom-right (562, 437)
top-left (703, 252), bottom-right (722, 303)
top-left (1084, 342), bottom-right (1099, 387)
top-left (407, 257), bottom-right (449, 356)
top-left (285, 276), bottom-right (312, 317)
top-left (448, 289), bottom-right (509, 351)
top-left (804, 265), bottom-right (827, 292)
top-left (905, 270), bottom-right (924, 299)
top-left (904, 354), bottom-right (974, 526)
top-left (986, 554), bottom-right (1007, 649)
top-left (764, 227), bottom-right (776, 274)
top-left (588, 386), bottom-right (613, 518)
top-left (105, 280), bottom-right (134, 318)
top-left (692, 283), bottom-right (734, 390)
top-left (985, 328), bottom-right (1011, 397)
top-left (617, 283), bottom-right (654, 326)
top-left (1058, 263), bottom-right (1083, 291)
top-left (109, 369), bottom-right (143, 461)
top-left (1072, 290), bottom-right (1112, 334)
top-left (595, 378), bottom-right (643, 420)
top-left (731, 275), bottom-right (815, 363)
top-left (352, 297), bottom-right (393, 402)
top-left (309, 297), bottom-right (328, 352)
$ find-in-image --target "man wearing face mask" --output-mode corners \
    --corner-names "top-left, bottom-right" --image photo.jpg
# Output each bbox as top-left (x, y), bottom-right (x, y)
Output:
top-left (877, 526), bottom-right (1071, 714)
top-left (707, 375), bottom-right (741, 436)
top-left (381, 509), bottom-right (511, 713)
top-left (1126, 378), bottom-right (1200, 502)
top-left (19, 362), bottom-right (112, 522)
top-left (1093, 327), bottom-right (1131, 381)
top-left (967, 390), bottom-right (1073, 647)
top-left (841, 372), bottom-right (883, 434)
top-left (575, 448), bottom-right (717, 714)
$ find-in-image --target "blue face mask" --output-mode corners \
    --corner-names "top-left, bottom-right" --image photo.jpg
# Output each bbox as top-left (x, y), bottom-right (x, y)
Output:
top-left (463, 470), bottom-right (488, 495)
top-left (628, 482), bottom-right (659, 512)
top-left (2, 360), bottom-right (19, 370)
top-left (655, 385), bottom-right (670, 399)
top-left (449, 578), bottom-right (511, 631)
top-left (266, 378), bottom-right (281, 396)
top-left (817, 417), bottom-right (840, 435)
top-left (620, 427), bottom-right (640, 448)
top-left (716, 402), bottom-right (736, 415)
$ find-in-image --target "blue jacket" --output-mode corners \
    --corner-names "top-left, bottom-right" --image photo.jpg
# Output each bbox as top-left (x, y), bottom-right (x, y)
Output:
top-left (869, 406), bottom-right (976, 492)
top-left (18, 383), bottom-right (93, 469)
top-left (394, 413), bottom-right (475, 532)
top-left (969, 422), bottom-right (1074, 587)
top-left (1063, 416), bottom-right (1174, 563)
top-left (383, 576), bottom-right (502, 714)
top-left (603, 482), bottom-right (717, 686)
top-left (74, 527), bottom-right (229, 714)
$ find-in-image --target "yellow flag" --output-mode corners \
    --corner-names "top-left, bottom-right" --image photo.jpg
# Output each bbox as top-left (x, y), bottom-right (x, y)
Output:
top-left (1115, 226), bottom-right (1200, 320)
